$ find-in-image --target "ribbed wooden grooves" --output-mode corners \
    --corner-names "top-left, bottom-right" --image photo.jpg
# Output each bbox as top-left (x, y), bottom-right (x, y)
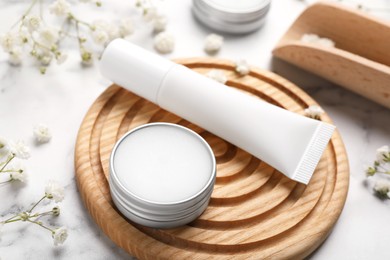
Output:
top-left (75, 58), bottom-right (349, 259)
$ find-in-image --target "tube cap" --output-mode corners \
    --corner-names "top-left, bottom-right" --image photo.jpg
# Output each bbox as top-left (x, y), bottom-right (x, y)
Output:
top-left (99, 39), bottom-right (175, 103)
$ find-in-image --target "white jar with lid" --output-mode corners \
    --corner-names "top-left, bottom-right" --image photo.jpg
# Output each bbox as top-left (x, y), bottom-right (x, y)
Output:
top-left (109, 123), bottom-right (216, 229)
top-left (192, 0), bottom-right (272, 34)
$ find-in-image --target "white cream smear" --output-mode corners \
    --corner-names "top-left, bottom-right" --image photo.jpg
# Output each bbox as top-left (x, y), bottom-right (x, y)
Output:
top-left (113, 124), bottom-right (214, 203)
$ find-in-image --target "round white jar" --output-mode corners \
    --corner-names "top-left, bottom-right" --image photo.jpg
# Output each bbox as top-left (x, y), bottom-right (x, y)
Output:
top-left (109, 122), bottom-right (216, 229)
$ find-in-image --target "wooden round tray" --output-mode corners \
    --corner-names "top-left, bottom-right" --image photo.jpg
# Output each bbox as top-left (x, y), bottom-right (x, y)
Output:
top-left (75, 58), bottom-right (349, 259)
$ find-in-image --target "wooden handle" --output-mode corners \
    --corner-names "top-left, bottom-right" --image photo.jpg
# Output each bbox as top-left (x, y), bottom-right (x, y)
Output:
top-left (273, 1), bottom-right (390, 108)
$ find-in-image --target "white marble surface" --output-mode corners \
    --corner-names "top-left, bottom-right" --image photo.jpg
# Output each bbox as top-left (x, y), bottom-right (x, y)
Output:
top-left (0, 0), bottom-right (389, 259)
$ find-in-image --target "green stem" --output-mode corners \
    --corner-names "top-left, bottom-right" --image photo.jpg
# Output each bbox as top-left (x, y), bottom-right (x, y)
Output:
top-left (1, 169), bottom-right (21, 173)
top-left (0, 154), bottom-right (15, 172)
top-left (30, 210), bottom-right (54, 218)
top-left (3, 214), bottom-right (19, 222)
top-left (4, 218), bottom-right (22, 224)
top-left (68, 13), bottom-right (94, 30)
top-left (27, 219), bottom-right (54, 233)
top-left (10, 0), bottom-right (39, 30)
top-left (28, 195), bottom-right (47, 213)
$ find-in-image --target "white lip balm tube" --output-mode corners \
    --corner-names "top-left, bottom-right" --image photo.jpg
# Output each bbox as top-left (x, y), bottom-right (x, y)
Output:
top-left (100, 39), bottom-right (335, 184)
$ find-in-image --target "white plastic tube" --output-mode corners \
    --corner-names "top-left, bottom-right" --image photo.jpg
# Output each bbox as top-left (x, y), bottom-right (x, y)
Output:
top-left (100, 39), bottom-right (335, 184)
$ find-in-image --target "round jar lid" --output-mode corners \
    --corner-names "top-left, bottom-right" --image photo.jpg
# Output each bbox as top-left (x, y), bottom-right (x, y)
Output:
top-left (109, 123), bottom-right (216, 228)
top-left (192, 0), bottom-right (271, 34)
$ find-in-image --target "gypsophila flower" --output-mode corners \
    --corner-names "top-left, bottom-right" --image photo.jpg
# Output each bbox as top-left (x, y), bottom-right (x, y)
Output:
top-left (81, 49), bottom-right (93, 66)
top-left (301, 33), bottom-right (335, 48)
top-left (23, 15), bottom-right (41, 33)
top-left (56, 52), bottom-right (68, 65)
top-left (11, 140), bottom-right (30, 159)
top-left (373, 179), bottom-right (390, 199)
top-left (36, 26), bottom-right (59, 49)
top-left (52, 207), bottom-right (61, 216)
top-left (52, 227), bottom-right (68, 246)
top-left (92, 20), bottom-right (119, 42)
top-left (207, 69), bottom-right (227, 84)
top-left (8, 161), bottom-right (27, 182)
top-left (92, 29), bottom-right (109, 45)
top-left (304, 105), bottom-right (324, 120)
top-left (45, 181), bottom-right (65, 203)
top-left (119, 18), bottom-right (134, 37)
top-left (235, 59), bottom-right (250, 76)
top-left (40, 52), bottom-right (53, 66)
top-left (33, 124), bottom-right (52, 144)
top-left (8, 47), bottom-right (23, 66)
top-left (0, 137), bottom-right (11, 158)
top-left (154, 32), bottom-right (174, 54)
top-left (376, 145), bottom-right (390, 164)
top-left (0, 32), bottom-right (22, 52)
top-left (143, 6), bottom-right (158, 22)
top-left (204, 34), bottom-right (223, 54)
top-left (153, 14), bottom-right (168, 33)
top-left (49, 0), bottom-right (71, 17)
top-left (365, 166), bottom-right (376, 176)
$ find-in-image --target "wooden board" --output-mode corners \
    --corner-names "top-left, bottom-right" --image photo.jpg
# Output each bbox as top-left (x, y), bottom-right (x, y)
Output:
top-left (74, 58), bottom-right (349, 259)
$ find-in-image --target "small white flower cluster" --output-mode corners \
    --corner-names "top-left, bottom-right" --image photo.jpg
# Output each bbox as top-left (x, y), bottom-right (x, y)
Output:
top-left (0, 125), bottom-right (51, 184)
top-left (373, 179), bottom-right (390, 199)
top-left (235, 59), bottom-right (250, 76)
top-left (300, 34), bottom-right (335, 48)
top-left (0, 137), bottom-right (30, 184)
top-left (207, 69), bottom-right (228, 84)
top-left (0, 181), bottom-right (68, 246)
top-left (0, 12), bottom-right (65, 70)
top-left (137, 4), bottom-right (173, 54)
top-left (33, 124), bottom-right (52, 144)
top-left (204, 34), bottom-right (224, 54)
top-left (304, 105), bottom-right (324, 120)
top-left (365, 145), bottom-right (390, 200)
top-left (45, 180), bottom-right (65, 203)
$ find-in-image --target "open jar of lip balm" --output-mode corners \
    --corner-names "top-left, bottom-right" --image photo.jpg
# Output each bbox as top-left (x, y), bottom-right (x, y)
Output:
top-left (109, 122), bottom-right (216, 229)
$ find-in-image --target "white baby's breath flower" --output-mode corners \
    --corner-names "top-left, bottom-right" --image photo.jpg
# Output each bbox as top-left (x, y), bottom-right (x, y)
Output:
top-left (45, 181), bottom-right (65, 202)
top-left (373, 179), bottom-right (390, 199)
top-left (207, 69), bottom-right (227, 84)
top-left (56, 52), bottom-right (68, 65)
top-left (143, 6), bottom-right (158, 22)
top-left (92, 29), bottom-right (109, 45)
top-left (204, 34), bottom-right (223, 54)
top-left (304, 105), bottom-right (324, 120)
top-left (9, 161), bottom-right (27, 183)
top-left (119, 18), bottom-right (134, 37)
top-left (52, 227), bottom-right (68, 246)
top-left (0, 137), bottom-right (11, 158)
top-left (92, 20), bottom-right (119, 41)
top-left (153, 32), bottom-right (174, 54)
top-left (301, 33), bottom-right (335, 48)
top-left (153, 14), bottom-right (168, 33)
top-left (36, 26), bottom-right (59, 49)
top-left (0, 32), bottom-right (21, 52)
top-left (49, 0), bottom-right (71, 17)
top-left (81, 49), bottom-right (93, 66)
top-left (40, 52), bottom-right (53, 66)
top-left (8, 47), bottom-right (23, 66)
top-left (10, 140), bottom-right (30, 159)
top-left (376, 145), bottom-right (390, 164)
top-left (33, 124), bottom-right (52, 143)
top-left (23, 15), bottom-right (41, 32)
top-left (235, 59), bottom-right (250, 76)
